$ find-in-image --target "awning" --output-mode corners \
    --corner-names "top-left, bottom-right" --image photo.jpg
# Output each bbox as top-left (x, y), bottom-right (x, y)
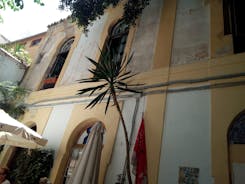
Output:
top-left (0, 109), bottom-right (47, 149)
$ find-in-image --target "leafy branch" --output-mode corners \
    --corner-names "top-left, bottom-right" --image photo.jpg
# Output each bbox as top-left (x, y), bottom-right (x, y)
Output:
top-left (77, 47), bottom-right (142, 184)
top-left (0, 43), bottom-right (32, 65)
top-left (59, 0), bottom-right (150, 33)
top-left (0, 0), bottom-right (44, 22)
top-left (0, 81), bottom-right (28, 118)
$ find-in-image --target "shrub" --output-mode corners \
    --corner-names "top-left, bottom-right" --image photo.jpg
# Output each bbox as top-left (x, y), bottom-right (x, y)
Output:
top-left (8, 148), bottom-right (54, 184)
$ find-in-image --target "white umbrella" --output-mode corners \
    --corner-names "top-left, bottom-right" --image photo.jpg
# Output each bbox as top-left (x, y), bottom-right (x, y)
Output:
top-left (68, 122), bottom-right (104, 184)
top-left (0, 109), bottom-right (47, 149)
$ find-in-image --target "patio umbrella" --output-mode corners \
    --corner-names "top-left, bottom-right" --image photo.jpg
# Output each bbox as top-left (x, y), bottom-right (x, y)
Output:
top-left (68, 122), bottom-right (104, 184)
top-left (0, 109), bottom-right (47, 149)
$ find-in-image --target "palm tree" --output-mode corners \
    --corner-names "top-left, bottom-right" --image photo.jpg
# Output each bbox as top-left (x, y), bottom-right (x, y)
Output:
top-left (77, 48), bottom-right (142, 184)
top-left (0, 81), bottom-right (27, 119)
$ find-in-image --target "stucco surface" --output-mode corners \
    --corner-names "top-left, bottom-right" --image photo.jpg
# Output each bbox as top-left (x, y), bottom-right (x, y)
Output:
top-left (21, 22), bottom-right (75, 90)
top-left (128, 0), bottom-right (163, 73)
top-left (104, 97), bottom-right (147, 183)
top-left (60, 14), bottom-right (108, 85)
top-left (42, 104), bottom-right (74, 154)
top-left (171, 0), bottom-right (210, 65)
top-left (159, 90), bottom-right (213, 184)
top-left (105, 98), bottom-right (137, 183)
top-left (0, 49), bottom-right (26, 83)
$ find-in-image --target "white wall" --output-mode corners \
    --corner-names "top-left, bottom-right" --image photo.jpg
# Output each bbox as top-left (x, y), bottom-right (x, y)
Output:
top-left (233, 163), bottom-right (245, 184)
top-left (42, 104), bottom-right (74, 155)
top-left (105, 97), bottom-right (146, 183)
top-left (60, 14), bottom-right (109, 85)
top-left (0, 49), bottom-right (26, 83)
top-left (158, 90), bottom-right (213, 184)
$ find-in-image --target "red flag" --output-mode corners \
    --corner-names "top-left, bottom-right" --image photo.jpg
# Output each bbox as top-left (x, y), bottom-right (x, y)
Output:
top-left (131, 118), bottom-right (148, 184)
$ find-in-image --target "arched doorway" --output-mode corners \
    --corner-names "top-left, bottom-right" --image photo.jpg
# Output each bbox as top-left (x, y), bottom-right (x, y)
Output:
top-left (63, 126), bottom-right (93, 183)
top-left (227, 110), bottom-right (245, 184)
top-left (63, 121), bottom-right (105, 184)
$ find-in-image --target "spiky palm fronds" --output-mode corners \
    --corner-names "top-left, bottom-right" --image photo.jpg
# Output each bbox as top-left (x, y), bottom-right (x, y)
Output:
top-left (77, 48), bottom-right (142, 184)
top-left (77, 48), bottom-right (141, 113)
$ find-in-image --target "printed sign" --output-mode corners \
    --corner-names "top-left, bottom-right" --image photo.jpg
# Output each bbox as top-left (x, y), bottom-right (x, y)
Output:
top-left (179, 166), bottom-right (199, 184)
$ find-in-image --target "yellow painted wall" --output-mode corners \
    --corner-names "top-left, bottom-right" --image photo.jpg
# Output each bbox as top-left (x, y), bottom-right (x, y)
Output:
top-left (23, 53), bottom-right (245, 184)
top-left (209, 15), bottom-right (245, 179)
top-left (21, 107), bottom-right (53, 134)
top-left (15, 32), bottom-right (47, 62)
top-left (210, 0), bottom-right (233, 58)
top-left (49, 103), bottom-right (121, 184)
top-left (153, 0), bottom-right (176, 69)
top-left (3, 1), bottom-right (245, 184)
top-left (230, 145), bottom-right (245, 163)
top-left (145, 94), bottom-right (166, 184)
top-left (212, 85), bottom-right (245, 184)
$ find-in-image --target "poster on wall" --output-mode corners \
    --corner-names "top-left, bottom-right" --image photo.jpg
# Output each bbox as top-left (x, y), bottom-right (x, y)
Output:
top-left (178, 166), bottom-right (199, 184)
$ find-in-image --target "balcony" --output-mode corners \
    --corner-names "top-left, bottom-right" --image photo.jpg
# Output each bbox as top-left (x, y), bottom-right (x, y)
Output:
top-left (42, 77), bottom-right (57, 89)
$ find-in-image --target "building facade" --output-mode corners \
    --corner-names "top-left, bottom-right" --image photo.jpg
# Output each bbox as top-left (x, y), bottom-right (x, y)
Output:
top-left (11, 31), bottom-right (47, 62)
top-left (1, 0), bottom-right (245, 184)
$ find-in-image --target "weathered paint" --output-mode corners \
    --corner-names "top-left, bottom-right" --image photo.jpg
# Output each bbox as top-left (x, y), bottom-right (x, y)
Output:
top-left (60, 14), bottom-right (109, 85)
top-left (171, 0), bottom-right (210, 65)
top-left (21, 20), bottom-right (77, 90)
top-left (129, 0), bottom-right (163, 73)
top-left (210, 0), bottom-right (233, 58)
top-left (153, 0), bottom-right (177, 69)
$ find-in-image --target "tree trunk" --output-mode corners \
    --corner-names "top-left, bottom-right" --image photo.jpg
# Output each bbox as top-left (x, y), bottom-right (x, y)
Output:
top-left (111, 89), bottom-right (132, 184)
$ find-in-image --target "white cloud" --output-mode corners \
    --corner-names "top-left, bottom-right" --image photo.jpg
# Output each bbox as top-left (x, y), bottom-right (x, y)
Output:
top-left (0, 0), bottom-right (70, 41)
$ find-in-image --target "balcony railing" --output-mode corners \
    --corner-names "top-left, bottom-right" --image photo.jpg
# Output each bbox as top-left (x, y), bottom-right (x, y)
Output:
top-left (42, 77), bottom-right (57, 89)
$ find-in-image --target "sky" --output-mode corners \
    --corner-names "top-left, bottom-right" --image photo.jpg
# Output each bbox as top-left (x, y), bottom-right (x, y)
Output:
top-left (0, 0), bottom-right (71, 41)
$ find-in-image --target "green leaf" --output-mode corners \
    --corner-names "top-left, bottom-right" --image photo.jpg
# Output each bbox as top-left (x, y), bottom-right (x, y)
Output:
top-left (116, 86), bottom-right (141, 94)
top-left (117, 81), bottom-right (144, 87)
top-left (77, 46), bottom-right (143, 116)
top-left (77, 87), bottom-right (97, 95)
top-left (86, 91), bottom-right (107, 109)
top-left (118, 73), bottom-right (138, 81)
top-left (105, 93), bottom-right (111, 114)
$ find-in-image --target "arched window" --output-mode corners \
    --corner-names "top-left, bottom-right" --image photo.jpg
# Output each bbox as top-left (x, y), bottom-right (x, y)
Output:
top-left (223, 0), bottom-right (245, 53)
top-left (103, 20), bottom-right (129, 63)
top-left (227, 110), bottom-right (245, 184)
top-left (228, 111), bottom-right (245, 144)
top-left (42, 37), bottom-right (74, 89)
